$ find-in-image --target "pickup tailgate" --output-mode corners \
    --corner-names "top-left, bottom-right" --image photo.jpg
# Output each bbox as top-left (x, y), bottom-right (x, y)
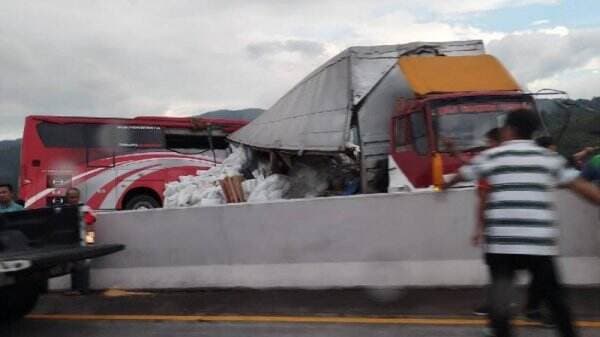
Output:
top-left (0, 244), bottom-right (124, 270)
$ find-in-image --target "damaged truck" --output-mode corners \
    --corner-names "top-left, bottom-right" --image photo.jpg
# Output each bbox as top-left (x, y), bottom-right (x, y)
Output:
top-left (228, 40), bottom-right (538, 194)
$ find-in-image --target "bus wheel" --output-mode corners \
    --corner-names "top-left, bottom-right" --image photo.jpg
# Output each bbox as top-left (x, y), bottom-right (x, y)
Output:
top-left (124, 194), bottom-right (160, 210)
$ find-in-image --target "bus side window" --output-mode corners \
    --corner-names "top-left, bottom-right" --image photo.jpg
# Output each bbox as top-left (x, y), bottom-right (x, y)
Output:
top-left (114, 125), bottom-right (164, 155)
top-left (394, 116), bottom-right (409, 152)
top-left (410, 111), bottom-right (428, 155)
top-left (84, 125), bottom-right (116, 167)
top-left (165, 134), bottom-right (228, 150)
top-left (36, 123), bottom-right (86, 148)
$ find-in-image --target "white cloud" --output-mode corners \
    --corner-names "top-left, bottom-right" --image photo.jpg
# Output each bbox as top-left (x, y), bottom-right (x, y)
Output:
top-left (582, 57), bottom-right (600, 71)
top-left (488, 26), bottom-right (600, 94)
top-left (538, 26), bottom-right (569, 36)
top-left (0, 1), bottom-right (596, 140)
top-left (528, 70), bottom-right (600, 99)
top-left (246, 40), bottom-right (326, 60)
top-left (531, 19), bottom-right (550, 26)
top-left (412, 0), bottom-right (558, 15)
top-left (0, 2), bottom-right (504, 134)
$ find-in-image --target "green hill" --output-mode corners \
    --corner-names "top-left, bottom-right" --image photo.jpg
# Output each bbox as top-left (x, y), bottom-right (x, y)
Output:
top-left (536, 98), bottom-right (600, 156)
top-left (196, 108), bottom-right (264, 121)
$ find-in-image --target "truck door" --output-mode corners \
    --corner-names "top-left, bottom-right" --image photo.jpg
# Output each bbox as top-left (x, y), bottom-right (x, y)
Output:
top-left (389, 109), bottom-right (433, 190)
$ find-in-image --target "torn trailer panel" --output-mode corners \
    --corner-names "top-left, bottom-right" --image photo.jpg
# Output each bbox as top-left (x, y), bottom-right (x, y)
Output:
top-left (228, 40), bottom-right (485, 153)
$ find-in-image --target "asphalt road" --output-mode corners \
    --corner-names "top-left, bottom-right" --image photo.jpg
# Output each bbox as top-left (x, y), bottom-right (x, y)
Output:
top-left (6, 318), bottom-right (600, 337)
top-left (3, 287), bottom-right (600, 337)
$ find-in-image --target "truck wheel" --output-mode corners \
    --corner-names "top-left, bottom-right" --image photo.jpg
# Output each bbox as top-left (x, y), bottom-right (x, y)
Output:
top-left (124, 194), bottom-right (160, 210)
top-left (0, 279), bottom-right (42, 323)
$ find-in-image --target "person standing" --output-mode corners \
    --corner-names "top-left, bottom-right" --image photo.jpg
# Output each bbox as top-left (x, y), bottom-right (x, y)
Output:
top-left (65, 187), bottom-right (96, 295)
top-left (581, 153), bottom-right (600, 185)
top-left (444, 109), bottom-right (600, 337)
top-left (0, 183), bottom-right (24, 213)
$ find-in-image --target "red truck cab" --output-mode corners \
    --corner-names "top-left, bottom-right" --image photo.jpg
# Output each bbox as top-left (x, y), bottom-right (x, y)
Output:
top-left (388, 55), bottom-right (537, 191)
top-left (389, 92), bottom-right (536, 191)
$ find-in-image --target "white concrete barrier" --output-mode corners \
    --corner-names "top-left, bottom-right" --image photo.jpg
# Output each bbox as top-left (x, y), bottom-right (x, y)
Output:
top-left (63, 189), bottom-right (599, 289)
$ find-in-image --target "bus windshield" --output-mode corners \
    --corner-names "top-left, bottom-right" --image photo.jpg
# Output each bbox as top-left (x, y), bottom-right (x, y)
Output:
top-left (432, 100), bottom-right (535, 152)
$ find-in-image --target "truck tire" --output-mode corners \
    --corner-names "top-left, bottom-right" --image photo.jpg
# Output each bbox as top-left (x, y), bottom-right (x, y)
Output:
top-left (124, 194), bottom-right (160, 210)
top-left (0, 278), bottom-right (43, 323)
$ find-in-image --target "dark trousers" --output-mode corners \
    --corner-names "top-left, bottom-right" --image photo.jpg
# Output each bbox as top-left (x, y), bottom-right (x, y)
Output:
top-left (526, 270), bottom-right (543, 312)
top-left (480, 265), bottom-right (543, 312)
top-left (71, 260), bottom-right (90, 293)
top-left (486, 253), bottom-right (577, 337)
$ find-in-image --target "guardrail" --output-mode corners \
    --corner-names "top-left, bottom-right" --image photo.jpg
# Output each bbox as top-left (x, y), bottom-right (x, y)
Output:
top-left (52, 189), bottom-right (600, 289)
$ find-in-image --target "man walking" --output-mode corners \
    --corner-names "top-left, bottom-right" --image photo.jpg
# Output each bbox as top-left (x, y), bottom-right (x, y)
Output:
top-left (0, 183), bottom-right (24, 213)
top-left (445, 109), bottom-right (600, 337)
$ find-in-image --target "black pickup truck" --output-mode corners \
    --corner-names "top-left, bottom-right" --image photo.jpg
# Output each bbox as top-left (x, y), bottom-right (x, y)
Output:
top-left (0, 206), bottom-right (124, 322)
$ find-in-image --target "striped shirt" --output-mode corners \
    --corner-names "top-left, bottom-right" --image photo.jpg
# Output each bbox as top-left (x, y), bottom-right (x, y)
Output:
top-left (459, 140), bottom-right (577, 256)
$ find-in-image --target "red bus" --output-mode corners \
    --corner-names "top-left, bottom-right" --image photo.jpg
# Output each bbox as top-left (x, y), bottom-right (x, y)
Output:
top-left (19, 115), bottom-right (247, 210)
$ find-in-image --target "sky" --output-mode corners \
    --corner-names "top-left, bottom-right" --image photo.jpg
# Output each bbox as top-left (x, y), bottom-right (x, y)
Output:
top-left (1, 0), bottom-right (600, 140)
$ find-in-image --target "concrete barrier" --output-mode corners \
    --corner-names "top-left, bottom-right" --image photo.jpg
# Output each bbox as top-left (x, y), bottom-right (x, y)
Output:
top-left (55, 189), bottom-right (600, 289)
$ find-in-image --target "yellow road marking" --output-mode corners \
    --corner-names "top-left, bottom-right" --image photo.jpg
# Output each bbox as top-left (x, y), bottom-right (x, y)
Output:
top-left (26, 314), bottom-right (600, 328)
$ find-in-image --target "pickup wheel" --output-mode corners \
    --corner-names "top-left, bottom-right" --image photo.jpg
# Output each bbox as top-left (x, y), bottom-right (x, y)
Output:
top-left (0, 278), bottom-right (43, 323)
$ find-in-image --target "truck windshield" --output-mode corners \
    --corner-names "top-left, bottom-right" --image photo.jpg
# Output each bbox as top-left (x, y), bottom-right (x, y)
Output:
top-left (433, 100), bottom-right (534, 152)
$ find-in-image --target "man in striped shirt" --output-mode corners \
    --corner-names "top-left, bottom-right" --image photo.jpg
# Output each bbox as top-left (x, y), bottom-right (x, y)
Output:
top-left (445, 109), bottom-right (600, 337)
